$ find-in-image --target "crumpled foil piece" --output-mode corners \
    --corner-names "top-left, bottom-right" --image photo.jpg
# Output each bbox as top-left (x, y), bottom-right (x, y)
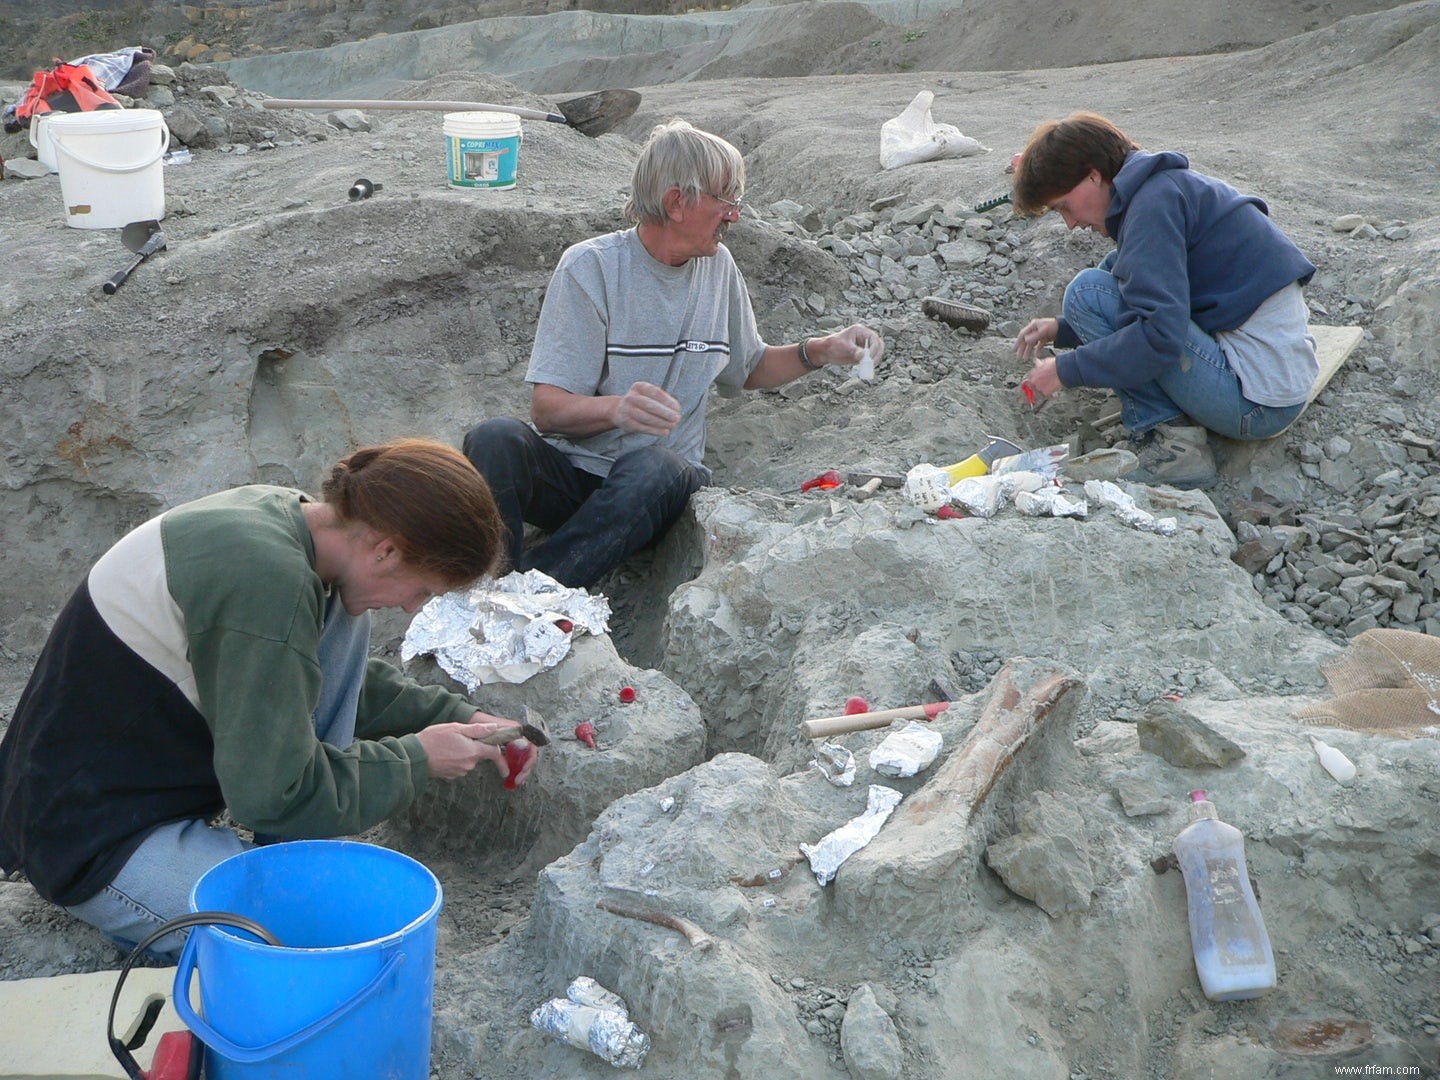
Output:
top-left (1014, 488), bottom-right (1088, 519)
top-left (990, 443), bottom-right (1070, 479)
top-left (567, 976), bottom-right (627, 1014)
top-left (869, 721), bottom-right (943, 778)
top-left (1084, 480), bottom-right (1178, 537)
top-left (951, 474), bottom-right (1003, 518)
top-left (799, 784), bottom-right (904, 886)
top-left (813, 741), bottom-right (856, 787)
top-left (401, 569), bottom-right (611, 690)
top-left (995, 470), bottom-right (1046, 500)
top-left (531, 995), bottom-right (650, 1069)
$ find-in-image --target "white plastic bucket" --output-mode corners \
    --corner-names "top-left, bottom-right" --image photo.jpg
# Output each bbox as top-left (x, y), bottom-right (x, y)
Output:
top-left (50, 109), bottom-right (169, 229)
top-left (28, 113), bottom-right (59, 174)
top-left (443, 111), bottom-right (521, 190)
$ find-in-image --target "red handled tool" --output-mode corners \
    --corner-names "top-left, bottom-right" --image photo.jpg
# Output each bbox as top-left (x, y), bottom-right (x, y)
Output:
top-left (800, 469), bottom-right (843, 492)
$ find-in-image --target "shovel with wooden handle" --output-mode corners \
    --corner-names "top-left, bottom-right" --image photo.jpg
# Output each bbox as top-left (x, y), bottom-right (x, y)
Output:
top-left (102, 219), bottom-right (166, 295)
top-left (262, 88), bottom-right (641, 137)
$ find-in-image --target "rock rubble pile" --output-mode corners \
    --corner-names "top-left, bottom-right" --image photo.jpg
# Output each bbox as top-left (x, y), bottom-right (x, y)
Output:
top-left (743, 193), bottom-right (1436, 649)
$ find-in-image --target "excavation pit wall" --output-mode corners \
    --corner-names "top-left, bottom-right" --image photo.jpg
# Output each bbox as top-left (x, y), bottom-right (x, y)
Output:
top-left (4, 52), bottom-right (1440, 1073)
top-left (386, 478), bottom-right (1438, 1077)
top-left (0, 110), bottom-right (848, 655)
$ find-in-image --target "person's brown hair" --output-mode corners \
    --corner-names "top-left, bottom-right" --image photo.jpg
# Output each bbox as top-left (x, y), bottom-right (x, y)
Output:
top-left (1011, 111), bottom-right (1140, 217)
top-left (321, 438), bottom-right (505, 587)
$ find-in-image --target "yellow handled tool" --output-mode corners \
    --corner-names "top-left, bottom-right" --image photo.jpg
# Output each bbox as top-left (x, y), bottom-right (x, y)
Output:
top-left (942, 436), bottom-right (1025, 484)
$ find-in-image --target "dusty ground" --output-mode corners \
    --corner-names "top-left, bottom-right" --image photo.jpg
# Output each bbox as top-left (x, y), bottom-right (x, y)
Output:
top-left (2, 1), bottom-right (1439, 1077)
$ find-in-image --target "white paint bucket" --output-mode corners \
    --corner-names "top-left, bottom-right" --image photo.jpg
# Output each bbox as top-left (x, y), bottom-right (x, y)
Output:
top-left (50, 109), bottom-right (169, 229)
top-left (443, 111), bottom-right (521, 190)
top-left (28, 113), bottom-right (59, 174)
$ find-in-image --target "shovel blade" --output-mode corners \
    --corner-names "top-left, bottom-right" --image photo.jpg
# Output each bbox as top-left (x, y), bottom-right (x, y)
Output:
top-left (556, 89), bottom-right (641, 137)
top-left (120, 219), bottom-right (161, 254)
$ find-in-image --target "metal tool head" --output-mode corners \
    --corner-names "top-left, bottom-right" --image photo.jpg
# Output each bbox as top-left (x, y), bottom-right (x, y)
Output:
top-left (556, 88), bottom-right (641, 137)
top-left (979, 436), bottom-right (1026, 466)
top-left (518, 704), bottom-right (551, 747)
top-left (120, 219), bottom-right (162, 254)
top-left (478, 704), bottom-right (550, 747)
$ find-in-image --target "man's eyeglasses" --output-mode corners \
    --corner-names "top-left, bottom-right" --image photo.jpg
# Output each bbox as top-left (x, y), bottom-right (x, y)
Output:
top-left (708, 191), bottom-right (744, 212)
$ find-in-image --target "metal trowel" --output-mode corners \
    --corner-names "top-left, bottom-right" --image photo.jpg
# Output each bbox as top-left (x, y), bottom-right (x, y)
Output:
top-left (102, 219), bottom-right (166, 295)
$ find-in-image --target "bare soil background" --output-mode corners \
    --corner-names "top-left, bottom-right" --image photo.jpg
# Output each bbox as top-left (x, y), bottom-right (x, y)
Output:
top-left (1, 1), bottom-right (1438, 1077)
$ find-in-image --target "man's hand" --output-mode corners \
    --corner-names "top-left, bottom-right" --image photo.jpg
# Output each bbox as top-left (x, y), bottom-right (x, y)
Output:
top-left (745, 323), bottom-right (887, 389)
top-left (611, 381), bottom-right (682, 436)
top-left (416, 711), bottom-right (538, 785)
top-left (1014, 317), bottom-right (1059, 362)
top-left (814, 324), bottom-right (886, 368)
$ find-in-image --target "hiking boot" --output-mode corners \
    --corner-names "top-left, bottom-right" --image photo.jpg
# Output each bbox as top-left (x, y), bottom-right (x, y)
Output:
top-left (1124, 422), bottom-right (1218, 490)
top-left (921, 295), bottom-right (991, 333)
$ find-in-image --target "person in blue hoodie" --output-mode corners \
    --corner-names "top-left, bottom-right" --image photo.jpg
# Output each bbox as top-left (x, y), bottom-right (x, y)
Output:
top-left (1010, 111), bottom-right (1318, 488)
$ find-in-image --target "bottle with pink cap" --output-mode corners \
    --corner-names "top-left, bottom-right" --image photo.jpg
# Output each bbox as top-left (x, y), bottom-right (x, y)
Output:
top-left (1172, 789), bottom-right (1276, 1001)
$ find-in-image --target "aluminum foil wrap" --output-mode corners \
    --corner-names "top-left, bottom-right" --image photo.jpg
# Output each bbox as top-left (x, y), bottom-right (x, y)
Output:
top-left (799, 784), bottom-right (903, 886)
top-left (566, 976), bottom-right (627, 1013)
top-left (530, 997), bottom-right (650, 1069)
top-left (995, 470), bottom-right (1047, 500)
top-left (1014, 488), bottom-right (1088, 519)
top-left (813, 741), bottom-right (856, 787)
top-left (951, 474), bottom-right (1003, 518)
top-left (401, 569), bottom-right (611, 690)
top-left (991, 443), bottom-right (1070, 479)
top-left (1084, 480), bottom-right (1178, 537)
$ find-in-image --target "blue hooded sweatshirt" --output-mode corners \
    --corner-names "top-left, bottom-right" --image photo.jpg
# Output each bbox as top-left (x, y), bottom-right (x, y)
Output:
top-left (1054, 150), bottom-right (1316, 391)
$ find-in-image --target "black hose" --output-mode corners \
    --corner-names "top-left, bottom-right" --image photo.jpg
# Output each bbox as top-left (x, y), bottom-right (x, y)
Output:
top-left (107, 910), bottom-right (282, 1079)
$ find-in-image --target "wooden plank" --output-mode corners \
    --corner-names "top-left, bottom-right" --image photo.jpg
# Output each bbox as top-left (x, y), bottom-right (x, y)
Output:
top-left (1308, 324), bottom-right (1363, 403)
top-left (0, 967), bottom-right (187, 1079)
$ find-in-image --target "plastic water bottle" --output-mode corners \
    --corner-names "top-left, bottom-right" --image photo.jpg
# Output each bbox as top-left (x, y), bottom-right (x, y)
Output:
top-left (1309, 735), bottom-right (1357, 785)
top-left (1172, 790), bottom-right (1276, 1001)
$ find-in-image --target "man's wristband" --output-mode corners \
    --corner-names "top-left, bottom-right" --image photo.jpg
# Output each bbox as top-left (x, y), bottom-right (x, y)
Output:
top-left (798, 337), bottom-right (820, 372)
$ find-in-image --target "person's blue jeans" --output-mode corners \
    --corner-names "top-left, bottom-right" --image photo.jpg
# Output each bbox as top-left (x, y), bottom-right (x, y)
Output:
top-left (1062, 263), bottom-right (1304, 440)
top-left (463, 417), bottom-right (706, 589)
top-left (62, 594), bottom-right (370, 960)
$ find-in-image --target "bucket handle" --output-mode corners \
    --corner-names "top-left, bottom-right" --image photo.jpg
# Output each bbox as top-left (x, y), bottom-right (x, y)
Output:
top-left (54, 117), bottom-right (171, 174)
top-left (172, 929), bottom-right (407, 1064)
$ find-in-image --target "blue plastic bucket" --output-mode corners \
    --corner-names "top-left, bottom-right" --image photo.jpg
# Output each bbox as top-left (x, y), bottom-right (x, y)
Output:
top-left (173, 840), bottom-right (442, 1079)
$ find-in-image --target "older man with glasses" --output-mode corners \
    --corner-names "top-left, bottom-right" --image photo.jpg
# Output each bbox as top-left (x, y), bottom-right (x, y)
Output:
top-left (463, 118), bottom-right (884, 590)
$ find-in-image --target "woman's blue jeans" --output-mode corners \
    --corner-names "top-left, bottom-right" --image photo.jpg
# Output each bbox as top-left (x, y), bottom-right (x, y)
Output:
top-left (1063, 264), bottom-right (1304, 440)
top-left (463, 417), bottom-right (706, 589)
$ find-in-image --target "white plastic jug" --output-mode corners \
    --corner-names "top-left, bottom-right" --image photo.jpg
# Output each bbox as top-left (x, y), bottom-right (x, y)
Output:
top-left (1172, 790), bottom-right (1276, 1001)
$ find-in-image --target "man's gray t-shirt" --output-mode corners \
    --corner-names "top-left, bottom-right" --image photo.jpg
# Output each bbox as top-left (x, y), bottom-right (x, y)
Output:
top-left (526, 228), bottom-right (767, 479)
